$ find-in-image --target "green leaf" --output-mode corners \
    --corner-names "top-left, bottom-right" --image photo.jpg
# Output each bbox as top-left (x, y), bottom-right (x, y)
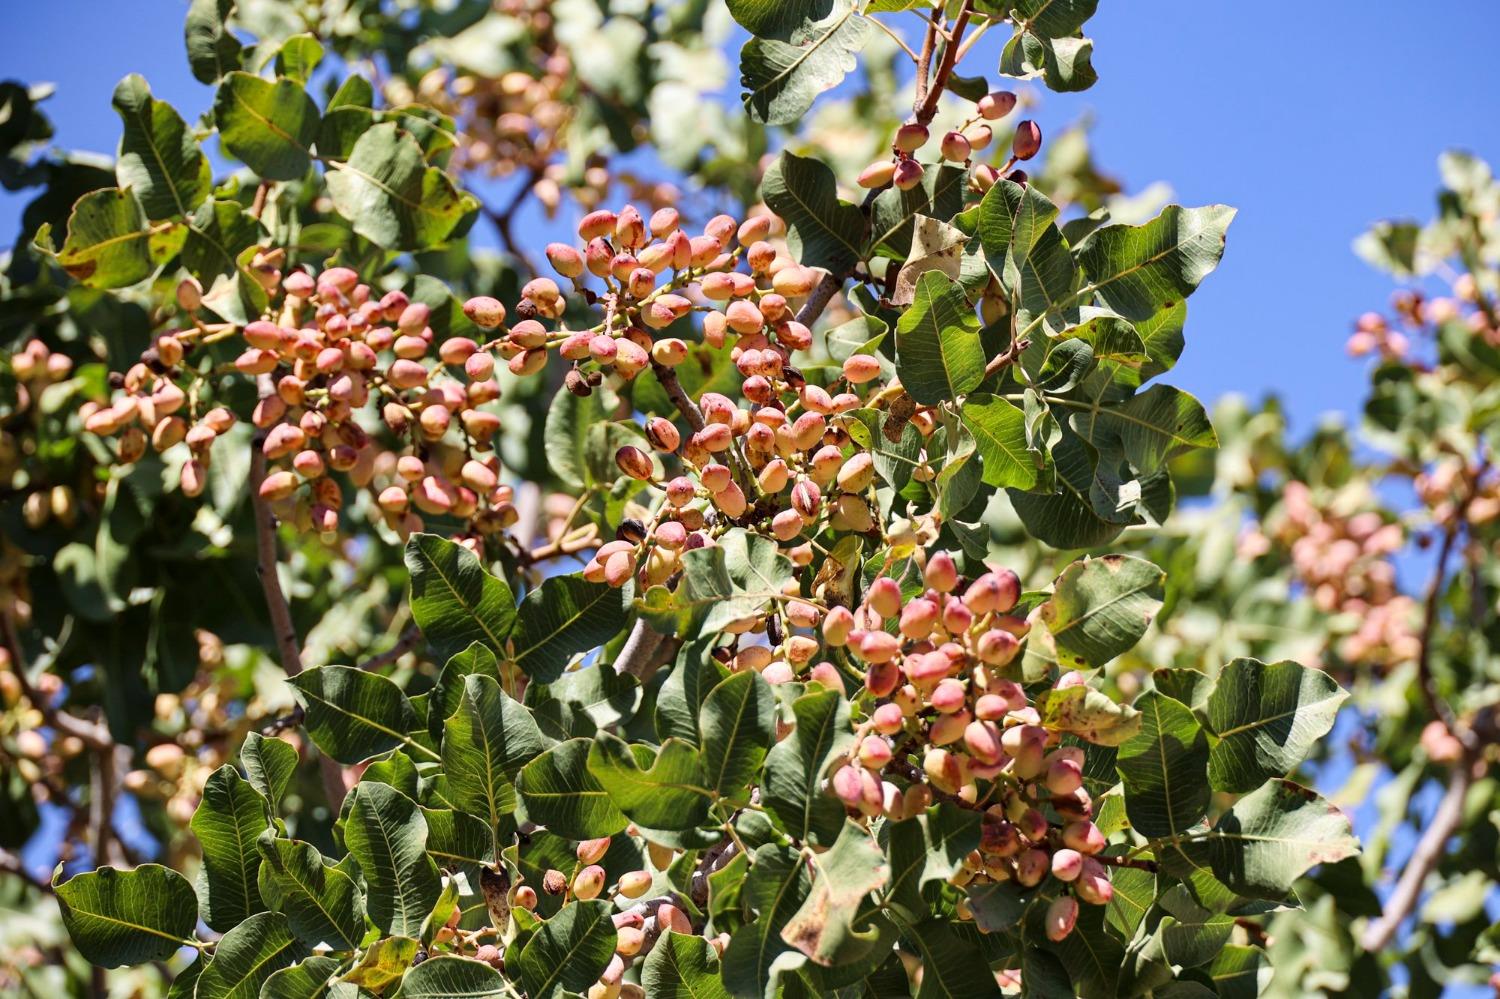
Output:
top-left (55, 864), bottom-right (198, 967)
top-left (1067, 384), bottom-right (1217, 475)
top-left (699, 670), bottom-right (777, 804)
top-left (326, 122), bottom-right (474, 250)
top-left (1039, 554), bottom-right (1165, 669)
top-left (526, 662), bottom-right (641, 741)
top-left (289, 665), bottom-right (427, 765)
top-left (780, 819), bottom-right (890, 966)
top-left (1000, 27), bottom-right (1097, 93)
top-left (871, 168), bottom-right (967, 262)
top-left (443, 673), bottom-right (545, 828)
top-left (258, 838), bottom-right (366, 951)
top-left (740, 5), bottom-right (871, 126)
top-left (514, 900), bottom-right (618, 999)
top-left (1159, 779), bottom-right (1360, 899)
top-left (429, 641), bottom-right (501, 739)
top-left (656, 637), bottom-right (729, 745)
top-left (1077, 205), bottom-right (1236, 321)
top-left (344, 936), bottom-right (419, 991)
top-left (518, 738), bottom-right (629, 840)
top-left (195, 911), bottom-right (308, 998)
top-left (976, 178), bottom-right (1076, 329)
top-left (1205, 658), bottom-right (1347, 793)
top-left (275, 34), bottom-right (324, 84)
top-left (404, 533), bottom-right (515, 662)
top-left (182, 198), bottom-right (264, 285)
top-left (397, 955), bottom-right (509, 997)
top-left (762, 686), bottom-right (855, 847)
top-left (587, 733), bottom-right (714, 832)
top-left (760, 151), bottom-right (866, 277)
top-left (1116, 691), bottom-right (1210, 839)
top-left (962, 393), bottom-right (1037, 489)
top-left (904, 919), bottom-right (1001, 998)
top-left (511, 573), bottom-right (627, 685)
top-left (886, 804), bottom-right (980, 922)
top-left (1045, 901), bottom-right (1123, 998)
top-left (184, 0), bottom-right (241, 84)
top-left (1206, 944), bottom-right (1267, 999)
top-left (343, 782), bottom-right (442, 938)
top-left (643, 931), bottom-right (733, 999)
top-left (240, 732), bottom-right (298, 809)
top-left (1105, 865), bottom-right (1155, 939)
top-left (721, 844), bottom-right (814, 999)
top-left (191, 765), bottom-right (270, 931)
top-left (1156, 886), bottom-right (1234, 969)
top-left (1033, 685), bottom-right (1141, 746)
top-left (543, 385), bottom-right (601, 490)
top-left (896, 271), bottom-right (986, 406)
top-left (213, 72), bottom-right (319, 181)
top-left (725, 0), bottom-right (832, 38)
top-left (112, 75), bottom-right (211, 220)
top-left (421, 806), bottom-right (495, 880)
top-left (1007, 429), bottom-right (1133, 550)
top-left (676, 528), bottom-right (795, 634)
top-left (40, 187), bottom-right (176, 289)
top-left (260, 955), bottom-right (344, 999)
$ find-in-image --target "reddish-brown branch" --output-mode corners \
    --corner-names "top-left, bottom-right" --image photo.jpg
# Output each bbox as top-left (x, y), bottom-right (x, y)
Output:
top-left (0, 608), bottom-right (111, 750)
top-left (355, 624), bottom-right (423, 672)
top-left (1362, 453), bottom-right (1491, 951)
top-left (915, 1), bottom-right (976, 126)
top-left (485, 166), bottom-right (544, 279)
top-left (1359, 757), bottom-right (1475, 952)
top-left (795, 272), bottom-right (846, 328)
top-left (0, 847), bottom-right (54, 895)
top-left (249, 439), bottom-right (348, 813)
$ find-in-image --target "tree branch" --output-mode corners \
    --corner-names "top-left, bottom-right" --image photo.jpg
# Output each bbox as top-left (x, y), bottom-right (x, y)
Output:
top-left (915, 0), bottom-right (975, 126)
top-left (484, 167), bottom-right (543, 279)
top-left (0, 847), bottom-right (54, 895)
top-left (0, 607), bottom-right (111, 750)
top-left (356, 624), bottom-right (423, 672)
top-left (649, 359), bottom-right (706, 432)
top-left (795, 271), bottom-right (846, 329)
top-left (614, 618), bottom-right (667, 679)
top-left (1359, 758), bottom-right (1474, 952)
top-left (249, 438), bottom-right (348, 813)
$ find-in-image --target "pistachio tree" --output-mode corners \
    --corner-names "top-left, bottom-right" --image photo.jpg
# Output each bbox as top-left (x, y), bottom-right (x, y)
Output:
top-left (0, 1), bottom-right (1362, 996)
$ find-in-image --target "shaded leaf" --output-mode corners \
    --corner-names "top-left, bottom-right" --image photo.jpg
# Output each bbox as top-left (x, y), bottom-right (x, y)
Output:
top-left (1039, 554), bottom-right (1165, 669)
top-left (896, 271), bottom-right (986, 406)
top-left (344, 782), bottom-right (442, 937)
top-left (258, 837), bottom-right (365, 951)
top-left (513, 899), bottom-right (617, 999)
top-left (740, 5), bottom-right (870, 126)
top-left (511, 573), bottom-right (627, 684)
top-left (213, 73), bottom-right (318, 181)
top-left (112, 74), bottom-right (211, 220)
top-left (190, 765), bottom-right (270, 931)
top-left (518, 738), bottom-right (628, 840)
top-left (1205, 658), bottom-right (1347, 793)
top-left (289, 665), bottom-right (427, 765)
top-left (54, 864), bottom-right (197, 967)
top-left (195, 911), bottom-right (307, 998)
top-left (760, 151), bottom-right (865, 277)
top-left (1116, 691), bottom-right (1210, 839)
top-left (405, 533), bottom-right (515, 662)
top-left (326, 122), bottom-right (474, 250)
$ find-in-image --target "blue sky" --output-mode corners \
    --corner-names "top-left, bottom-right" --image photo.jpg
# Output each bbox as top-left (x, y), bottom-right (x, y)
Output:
top-left (5, 2), bottom-right (1500, 437)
